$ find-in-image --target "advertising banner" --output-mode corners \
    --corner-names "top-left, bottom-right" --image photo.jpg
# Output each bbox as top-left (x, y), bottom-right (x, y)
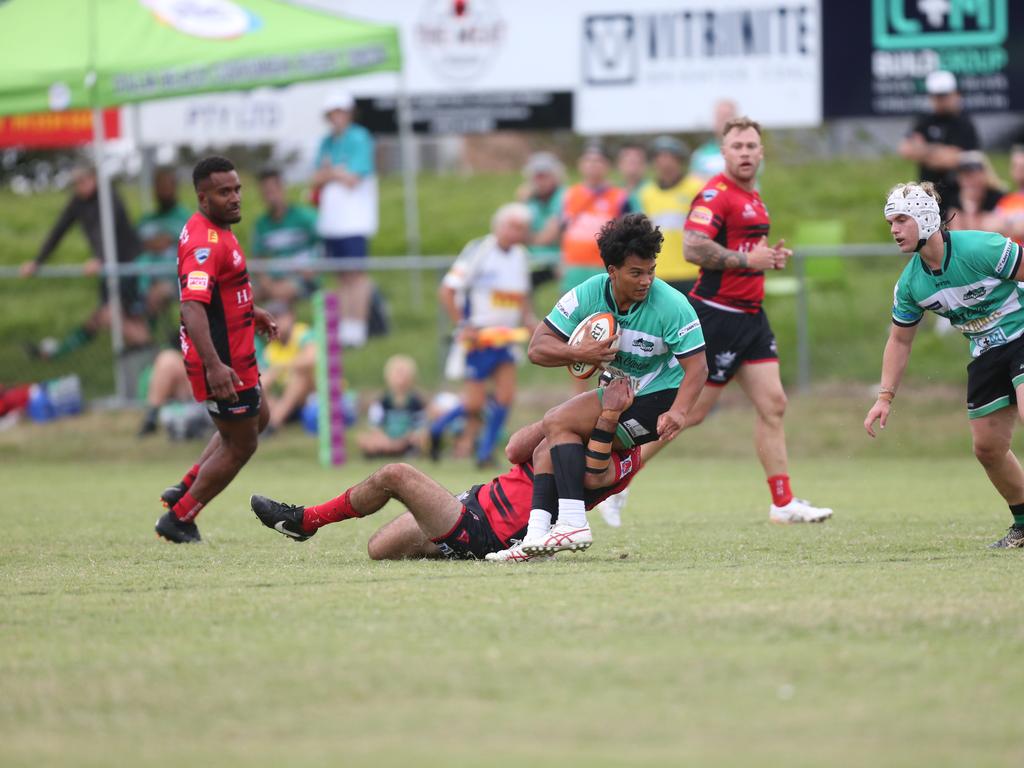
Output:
top-left (0, 109), bottom-right (120, 149)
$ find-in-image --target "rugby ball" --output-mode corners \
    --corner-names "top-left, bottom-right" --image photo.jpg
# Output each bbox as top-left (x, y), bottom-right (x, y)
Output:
top-left (567, 312), bottom-right (618, 379)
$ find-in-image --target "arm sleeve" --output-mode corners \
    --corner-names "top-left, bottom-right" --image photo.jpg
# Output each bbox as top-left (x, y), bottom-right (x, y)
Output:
top-left (663, 296), bottom-right (706, 357)
top-left (34, 197), bottom-right (80, 264)
top-left (972, 231), bottom-right (1022, 280)
top-left (891, 278), bottom-right (924, 327)
top-left (442, 239), bottom-right (482, 291)
top-left (544, 279), bottom-right (593, 338)
top-left (683, 186), bottom-right (725, 240)
top-left (178, 242), bottom-right (218, 305)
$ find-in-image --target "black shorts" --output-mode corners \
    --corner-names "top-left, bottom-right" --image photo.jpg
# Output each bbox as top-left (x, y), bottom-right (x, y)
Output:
top-left (966, 336), bottom-right (1024, 420)
top-left (693, 300), bottom-right (778, 386)
top-left (99, 276), bottom-right (145, 317)
top-left (432, 487), bottom-right (505, 560)
top-left (205, 384), bottom-right (262, 421)
top-left (598, 386), bottom-right (676, 448)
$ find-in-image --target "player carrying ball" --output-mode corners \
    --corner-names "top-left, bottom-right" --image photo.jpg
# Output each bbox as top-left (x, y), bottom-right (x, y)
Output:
top-left (155, 156), bottom-right (279, 543)
top-left (865, 181), bottom-right (1024, 548)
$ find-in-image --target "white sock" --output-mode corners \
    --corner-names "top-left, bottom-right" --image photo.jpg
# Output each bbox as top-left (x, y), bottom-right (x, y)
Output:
top-left (558, 498), bottom-right (587, 529)
top-left (525, 509), bottom-right (551, 541)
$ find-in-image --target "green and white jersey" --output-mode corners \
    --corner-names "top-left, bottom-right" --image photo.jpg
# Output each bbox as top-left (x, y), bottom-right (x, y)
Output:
top-left (545, 274), bottom-right (705, 395)
top-left (892, 230), bottom-right (1024, 358)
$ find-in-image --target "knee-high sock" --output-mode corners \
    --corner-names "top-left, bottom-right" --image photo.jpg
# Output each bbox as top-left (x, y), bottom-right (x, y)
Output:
top-left (526, 472), bottom-right (557, 540)
top-left (476, 403), bottom-right (508, 463)
top-left (550, 442), bottom-right (587, 528)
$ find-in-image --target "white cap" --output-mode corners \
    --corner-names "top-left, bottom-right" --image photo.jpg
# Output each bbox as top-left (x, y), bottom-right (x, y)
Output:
top-left (884, 183), bottom-right (941, 245)
top-left (323, 89), bottom-right (355, 113)
top-left (925, 70), bottom-right (957, 95)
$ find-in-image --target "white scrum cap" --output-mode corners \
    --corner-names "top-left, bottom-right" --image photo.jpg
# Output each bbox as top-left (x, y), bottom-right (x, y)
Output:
top-left (884, 183), bottom-right (941, 244)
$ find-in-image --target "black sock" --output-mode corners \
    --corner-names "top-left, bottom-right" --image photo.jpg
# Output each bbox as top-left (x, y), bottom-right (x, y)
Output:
top-left (1010, 502), bottom-right (1024, 527)
top-left (550, 443), bottom-right (585, 503)
top-left (530, 472), bottom-right (557, 522)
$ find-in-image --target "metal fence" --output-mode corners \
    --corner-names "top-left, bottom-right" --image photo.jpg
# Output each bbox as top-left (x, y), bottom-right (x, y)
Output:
top-left (0, 245), bottom-right (913, 404)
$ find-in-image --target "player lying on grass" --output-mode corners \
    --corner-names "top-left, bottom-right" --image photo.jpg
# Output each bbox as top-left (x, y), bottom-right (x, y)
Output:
top-left (251, 377), bottom-right (647, 561)
top-left (865, 181), bottom-right (1024, 549)
top-left (521, 212), bottom-right (707, 555)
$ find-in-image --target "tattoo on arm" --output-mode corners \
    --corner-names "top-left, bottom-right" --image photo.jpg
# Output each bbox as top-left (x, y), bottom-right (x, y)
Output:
top-left (684, 231), bottom-right (748, 270)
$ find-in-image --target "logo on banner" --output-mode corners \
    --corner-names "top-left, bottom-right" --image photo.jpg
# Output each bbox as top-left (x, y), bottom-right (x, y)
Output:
top-left (872, 0), bottom-right (1007, 49)
top-left (141, 0), bottom-right (261, 40)
top-left (416, 0), bottom-right (506, 82)
top-left (583, 14), bottom-right (637, 85)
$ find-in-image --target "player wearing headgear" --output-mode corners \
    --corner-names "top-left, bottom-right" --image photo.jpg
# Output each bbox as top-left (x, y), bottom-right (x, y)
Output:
top-left (521, 213), bottom-right (707, 554)
top-left (865, 181), bottom-right (1024, 548)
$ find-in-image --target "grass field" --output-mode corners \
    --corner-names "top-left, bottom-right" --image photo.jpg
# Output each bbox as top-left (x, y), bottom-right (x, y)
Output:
top-left (4, 390), bottom-right (1024, 767)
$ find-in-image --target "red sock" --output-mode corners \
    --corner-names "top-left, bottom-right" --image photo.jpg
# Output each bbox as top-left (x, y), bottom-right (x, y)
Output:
top-left (172, 491), bottom-right (204, 523)
top-left (768, 474), bottom-right (793, 507)
top-left (181, 464), bottom-right (201, 490)
top-left (303, 489), bottom-right (362, 531)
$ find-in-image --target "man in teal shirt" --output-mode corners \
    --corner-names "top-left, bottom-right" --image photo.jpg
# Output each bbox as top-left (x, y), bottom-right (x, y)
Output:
top-left (522, 213), bottom-right (708, 554)
top-left (136, 166), bottom-right (190, 318)
top-left (865, 181), bottom-right (1024, 548)
top-left (252, 168), bottom-right (320, 303)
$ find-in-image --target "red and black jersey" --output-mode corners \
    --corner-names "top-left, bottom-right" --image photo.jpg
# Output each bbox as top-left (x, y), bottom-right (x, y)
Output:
top-left (473, 447), bottom-right (644, 545)
top-left (177, 212), bottom-right (258, 402)
top-left (684, 173), bottom-right (771, 313)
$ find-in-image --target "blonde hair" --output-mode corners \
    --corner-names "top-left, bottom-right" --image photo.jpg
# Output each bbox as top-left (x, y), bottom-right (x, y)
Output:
top-left (887, 180), bottom-right (942, 206)
top-left (721, 116), bottom-right (762, 140)
top-left (384, 354), bottom-right (417, 383)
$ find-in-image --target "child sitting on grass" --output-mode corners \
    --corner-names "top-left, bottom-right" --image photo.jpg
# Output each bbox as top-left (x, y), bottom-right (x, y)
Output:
top-left (357, 354), bottom-right (427, 458)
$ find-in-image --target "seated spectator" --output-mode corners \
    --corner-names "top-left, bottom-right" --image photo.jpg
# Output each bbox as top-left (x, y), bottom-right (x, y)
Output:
top-left (948, 151), bottom-right (1005, 232)
top-left (994, 145), bottom-right (1024, 245)
top-left (257, 302), bottom-right (318, 432)
top-left (252, 168), bottom-right (320, 303)
top-left (136, 166), bottom-right (190, 320)
top-left (138, 346), bottom-right (193, 437)
top-left (358, 354), bottom-right (427, 458)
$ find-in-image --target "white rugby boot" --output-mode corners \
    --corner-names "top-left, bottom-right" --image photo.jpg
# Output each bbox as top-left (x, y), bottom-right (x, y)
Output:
top-left (521, 523), bottom-right (593, 554)
top-left (484, 542), bottom-right (552, 562)
top-left (769, 498), bottom-right (833, 524)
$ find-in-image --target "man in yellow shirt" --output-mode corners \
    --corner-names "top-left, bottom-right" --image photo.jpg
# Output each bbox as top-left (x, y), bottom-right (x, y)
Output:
top-left (637, 136), bottom-right (705, 294)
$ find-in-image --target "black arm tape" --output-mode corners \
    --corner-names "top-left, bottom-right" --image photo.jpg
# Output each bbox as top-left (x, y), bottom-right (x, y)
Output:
top-left (585, 467), bottom-right (605, 475)
top-left (590, 427), bottom-right (614, 445)
top-left (586, 448), bottom-right (611, 462)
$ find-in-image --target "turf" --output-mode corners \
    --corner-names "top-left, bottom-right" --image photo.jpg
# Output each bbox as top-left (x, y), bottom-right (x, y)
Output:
top-left (3, 393), bottom-right (1024, 767)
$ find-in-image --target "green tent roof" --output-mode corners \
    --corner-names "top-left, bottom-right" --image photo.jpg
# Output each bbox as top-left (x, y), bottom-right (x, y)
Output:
top-left (0, 0), bottom-right (401, 115)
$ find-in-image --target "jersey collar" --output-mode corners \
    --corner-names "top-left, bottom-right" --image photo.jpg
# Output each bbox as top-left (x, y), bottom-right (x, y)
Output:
top-left (603, 276), bottom-right (645, 317)
top-left (917, 230), bottom-right (952, 276)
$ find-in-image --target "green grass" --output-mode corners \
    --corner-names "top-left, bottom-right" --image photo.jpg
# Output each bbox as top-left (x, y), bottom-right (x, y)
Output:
top-left (3, 391), bottom-right (1024, 766)
top-left (0, 153), bottom-right (1002, 397)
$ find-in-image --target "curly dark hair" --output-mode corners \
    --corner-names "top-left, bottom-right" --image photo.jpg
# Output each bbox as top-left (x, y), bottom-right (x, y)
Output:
top-left (192, 156), bottom-right (236, 190)
top-left (596, 213), bottom-right (663, 268)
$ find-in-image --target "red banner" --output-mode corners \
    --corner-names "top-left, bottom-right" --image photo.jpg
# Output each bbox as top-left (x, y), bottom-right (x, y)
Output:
top-left (0, 109), bottom-right (121, 149)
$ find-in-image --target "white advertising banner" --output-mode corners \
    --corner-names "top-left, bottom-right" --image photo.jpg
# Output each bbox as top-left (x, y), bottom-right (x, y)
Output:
top-left (138, 0), bottom-right (821, 142)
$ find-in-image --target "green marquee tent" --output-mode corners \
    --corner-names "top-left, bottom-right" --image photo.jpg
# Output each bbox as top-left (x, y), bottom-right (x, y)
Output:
top-left (0, 0), bottom-right (412, 400)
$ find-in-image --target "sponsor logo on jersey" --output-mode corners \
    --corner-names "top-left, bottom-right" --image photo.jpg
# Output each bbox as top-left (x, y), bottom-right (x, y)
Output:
top-left (997, 239), bottom-right (1013, 274)
top-left (208, 229), bottom-right (219, 243)
top-left (631, 337), bottom-right (655, 353)
top-left (677, 319), bottom-right (701, 337)
top-left (742, 203), bottom-right (757, 219)
top-left (555, 288), bottom-right (579, 319)
top-left (716, 183), bottom-right (727, 191)
top-left (701, 189), bottom-right (718, 202)
top-left (194, 247), bottom-right (210, 264)
top-left (621, 418), bottom-right (649, 439)
top-left (689, 206), bottom-right (713, 226)
top-left (231, 249), bottom-right (242, 267)
top-left (179, 226), bottom-right (189, 244)
top-left (962, 286), bottom-right (987, 301)
top-left (619, 455), bottom-right (634, 477)
top-left (187, 271), bottom-right (210, 291)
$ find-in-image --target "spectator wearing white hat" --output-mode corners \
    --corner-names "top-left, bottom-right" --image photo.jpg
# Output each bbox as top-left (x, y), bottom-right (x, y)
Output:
top-left (899, 70), bottom-right (980, 212)
top-left (312, 89), bottom-right (377, 348)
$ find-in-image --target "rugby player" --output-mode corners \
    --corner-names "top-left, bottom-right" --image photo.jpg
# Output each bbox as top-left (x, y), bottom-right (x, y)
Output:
top-left (250, 378), bottom-right (645, 562)
top-left (865, 182), bottom-right (1024, 548)
top-left (521, 213), bottom-right (708, 554)
top-left (155, 156), bottom-right (279, 543)
top-left (673, 115), bottom-right (831, 524)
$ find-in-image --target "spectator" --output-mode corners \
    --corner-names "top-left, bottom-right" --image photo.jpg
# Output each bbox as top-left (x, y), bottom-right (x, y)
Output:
top-left (21, 162), bottom-right (150, 358)
top-left (948, 151), bottom-right (1005, 232)
top-left (135, 166), bottom-right (190, 319)
top-left (686, 99), bottom-right (738, 186)
top-left (994, 145), bottom-right (1024, 245)
top-left (439, 203), bottom-right (534, 467)
top-left (518, 151), bottom-right (566, 289)
top-left (637, 135), bottom-right (704, 294)
top-left (312, 89), bottom-right (377, 348)
top-left (537, 141), bottom-right (632, 295)
top-left (899, 70), bottom-right (979, 213)
top-left (616, 141), bottom-right (648, 209)
top-left (137, 347), bottom-right (193, 437)
top-left (252, 167), bottom-right (320, 303)
top-left (257, 303), bottom-right (317, 432)
top-left (358, 354), bottom-right (428, 459)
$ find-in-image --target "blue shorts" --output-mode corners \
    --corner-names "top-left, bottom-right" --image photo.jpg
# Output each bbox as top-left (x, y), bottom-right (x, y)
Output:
top-left (323, 236), bottom-right (368, 263)
top-left (465, 346), bottom-right (515, 381)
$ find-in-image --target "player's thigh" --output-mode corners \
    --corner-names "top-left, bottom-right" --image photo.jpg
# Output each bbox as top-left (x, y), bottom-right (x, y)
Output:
top-left (462, 379), bottom-right (487, 413)
top-left (380, 463), bottom-right (465, 539)
top-left (736, 361), bottom-right (787, 417)
top-left (544, 390), bottom-right (602, 434)
top-left (969, 405), bottom-right (1017, 454)
top-left (367, 512), bottom-right (441, 560)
